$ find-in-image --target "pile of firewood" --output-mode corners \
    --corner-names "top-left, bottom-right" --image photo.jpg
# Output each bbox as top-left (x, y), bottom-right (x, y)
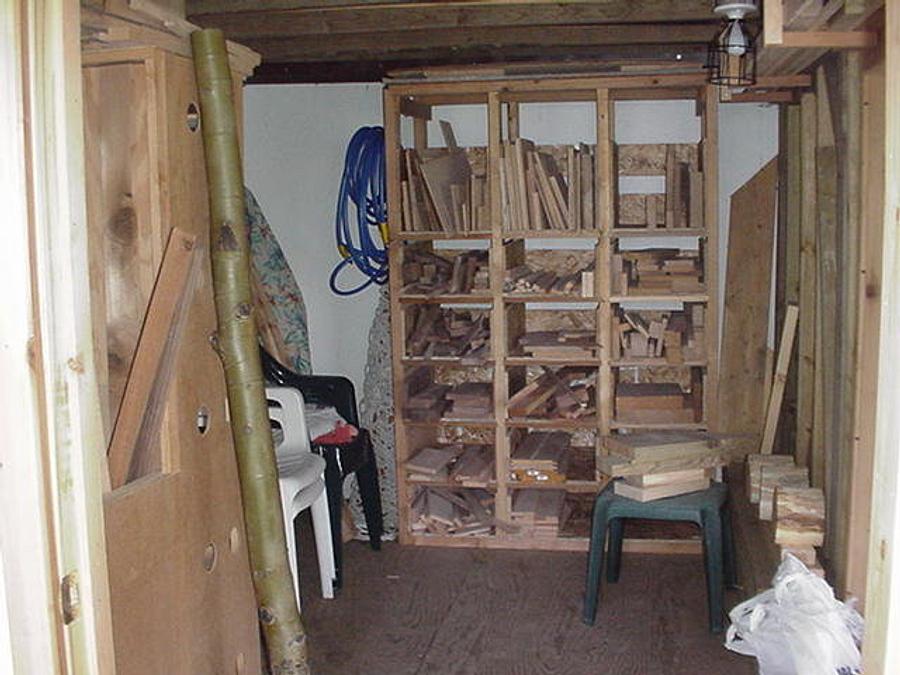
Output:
top-left (402, 248), bottom-right (489, 296)
top-left (406, 305), bottom-right (489, 361)
top-left (410, 487), bottom-right (496, 537)
top-left (613, 306), bottom-right (705, 363)
top-left (404, 370), bottom-right (493, 422)
top-left (611, 248), bottom-right (703, 296)
top-left (405, 444), bottom-right (494, 485)
top-left (507, 367), bottom-right (596, 419)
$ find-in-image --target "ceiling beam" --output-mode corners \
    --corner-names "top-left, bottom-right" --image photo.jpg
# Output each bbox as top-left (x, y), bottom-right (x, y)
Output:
top-left (241, 24), bottom-right (717, 62)
top-left (188, 1), bottom-right (716, 40)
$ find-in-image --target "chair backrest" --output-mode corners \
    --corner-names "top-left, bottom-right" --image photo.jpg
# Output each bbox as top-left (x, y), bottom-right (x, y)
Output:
top-left (266, 386), bottom-right (312, 458)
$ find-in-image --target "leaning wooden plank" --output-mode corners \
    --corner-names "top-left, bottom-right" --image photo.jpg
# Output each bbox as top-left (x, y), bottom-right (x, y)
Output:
top-left (107, 227), bottom-right (199, 489)
top-left (759, 304), bottom-right (800, 454)
top-left (419, 150), bottom-right (471, 233)
top-left (718, 159), bottom-right (779, 436)
top-left (774, 486), bottom-right (825, 547)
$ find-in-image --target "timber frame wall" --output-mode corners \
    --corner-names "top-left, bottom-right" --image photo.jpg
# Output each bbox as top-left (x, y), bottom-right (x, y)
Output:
top-left (384, 75), bottom-right (719, 552)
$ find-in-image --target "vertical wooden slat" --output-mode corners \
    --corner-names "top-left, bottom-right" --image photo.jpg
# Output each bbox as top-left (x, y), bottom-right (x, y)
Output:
top-left (796, 91), bottom-right (817, 470)
top-left (703, 86), bottom-right (720, 432)
top-left (596, 88), bottom-right (613, 447)
top-left (506, 100), bottom-right (519, 142)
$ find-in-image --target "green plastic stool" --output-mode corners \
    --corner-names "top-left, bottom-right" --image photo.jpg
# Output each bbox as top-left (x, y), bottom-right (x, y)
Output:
top-left (582, 481), bottom-right (737, 633)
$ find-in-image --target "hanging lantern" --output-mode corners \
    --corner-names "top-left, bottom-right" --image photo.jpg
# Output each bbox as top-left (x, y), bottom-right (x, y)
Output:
top-left (707, 2), bottom-right (759, 87)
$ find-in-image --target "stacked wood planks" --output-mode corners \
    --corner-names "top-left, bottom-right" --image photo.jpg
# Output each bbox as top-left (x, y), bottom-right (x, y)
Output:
top-left (410, 487), bottom-right (496, 537)
top-left (599, 431), bottom-right (725, 502)
top-left (517, 330), bottom-right (597, 360)
top-left (509, 431), bottom-right (570, 484)
top-left (611, 247), bottom-right (704, 296)
top-left (507, 367), bottom-right (596, 419)
top-left (616, 143), bottom-right (703, 230)
top-left (446, 382), bottom-right (493, 419)
top-left (613, 305), bottom-right (705, 363)
top-left (401, 146), bottom-right (489, 233)
top-left (614, 381), bottom-right (700, 424)
top-left (405, 306), bottom-right (490, 361)
top-left (402, 248), bottom-right (489, 296)
top-left (744, 453), bottom-right (826, 575)
top-left (404, 369), bottom-right (493, 421)
top-left (499, 139), bottom-right (595, 232)
top-left (504, 262), bottom-right (595, 297)
top-left (510, 489), bottom-right (567, 538)
top-left (405, 444), bottom-right (494, 485)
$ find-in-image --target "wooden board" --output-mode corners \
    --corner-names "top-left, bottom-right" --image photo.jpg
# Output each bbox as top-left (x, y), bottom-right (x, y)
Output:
top-left (419, 150), bottom-right (472, 232)
top-left (604, 431), bottom-right (713, 461)
top-left (614, 476), bottom-right (710, 502)
top-left (718, 159), bottom-right (778, 436)
top-left (759, 304), bottom-right (799, 454)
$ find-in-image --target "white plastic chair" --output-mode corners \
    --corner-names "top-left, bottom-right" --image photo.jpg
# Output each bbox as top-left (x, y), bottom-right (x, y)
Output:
top-left (266, 386), bottom-right (335, 605)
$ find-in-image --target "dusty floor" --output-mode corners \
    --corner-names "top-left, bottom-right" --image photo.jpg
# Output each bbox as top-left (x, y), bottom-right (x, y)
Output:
top-left (296, 520), bottom-right (755, 675)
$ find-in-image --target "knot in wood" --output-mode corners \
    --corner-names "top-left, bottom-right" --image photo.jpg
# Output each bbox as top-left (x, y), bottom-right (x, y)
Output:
top-left (258, 606), bottom-right (276, 625)
top-left (216, 223), bottom-right (240, 252)
top-left (235, 302), bottom-right (252, 320)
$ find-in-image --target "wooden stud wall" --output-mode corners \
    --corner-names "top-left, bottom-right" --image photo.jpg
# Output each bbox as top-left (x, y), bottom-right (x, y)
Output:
top-left (386, 76), bottom-right (717, 552)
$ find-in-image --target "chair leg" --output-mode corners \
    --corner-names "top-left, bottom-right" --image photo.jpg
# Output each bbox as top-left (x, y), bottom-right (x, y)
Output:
top-left (721, 506), bottom-right (738, 589)
top-left (606, 518), bottom-right (625, 583)
top-left (280, 488), bottom-right (302, 613)
top-left (355, 445), bottom-right (383, 551)
top-left (310, 487), bottom-right (336, 599)
top-left (702, 508), bottom-right (725, 633)
top-left (322, 454), bottom-right (345, 589)
top-left (582, 501), bottom-right (609, 626)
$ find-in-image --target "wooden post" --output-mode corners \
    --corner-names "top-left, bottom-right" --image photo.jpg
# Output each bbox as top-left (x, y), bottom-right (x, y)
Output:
top-left (703, 86), bottom-right (720, 432)
top-left (796, 92), bottom-right (817, 470)
top-left (596, 88), bottom-right (613, 444)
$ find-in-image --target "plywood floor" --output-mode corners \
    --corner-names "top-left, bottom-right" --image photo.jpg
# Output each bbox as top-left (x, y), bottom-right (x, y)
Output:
top-left (296, 521), bottom-right (755, 674)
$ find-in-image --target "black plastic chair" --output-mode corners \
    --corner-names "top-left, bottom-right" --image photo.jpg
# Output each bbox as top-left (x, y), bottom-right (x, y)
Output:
top-left (260, 347), bottom-right (383, 588)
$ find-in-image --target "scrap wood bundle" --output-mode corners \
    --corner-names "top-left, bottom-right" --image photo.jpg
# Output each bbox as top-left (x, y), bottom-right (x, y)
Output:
top-left (615, 380), bottom-right (701, 424)
top-left (401, 145), bottom-right (489, 233)
top-left (611, 248), bottom-right (704, 296)
top-left (600, 431), bottom-right (727, 502)
top-left (509, 431), bottom-right (569, 484)
top-left (410, 486), bottom-right (496, 537)
top-left (613, 306), bottom-right (705, 363)
top-left (500, 139), bottom-right (595, 231)
top-left (402, 248), bottom-right (489, 296)
top-left (616, 143), bottom-right (702, 230)
top-left (405, 444), bottom-right (494, 484)
top-left (504, 262), bottom-right (595, 297)
top-left (510, 488), bottom-right (568, 538)
top-left (508, 367), bottom-right (596, 419)
top-left (404, 371), bottom-right (493, 421)
top-left (517, 330), bottom-right (597, 360)
top-left (406, 305), bottom-right (490, 362)
top-left (746, 454), bottom-right (825, 575)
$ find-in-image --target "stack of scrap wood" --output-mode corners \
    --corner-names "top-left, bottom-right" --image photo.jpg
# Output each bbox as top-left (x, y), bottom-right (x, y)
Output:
top-left (405, 444), bottom-right (495, 485)
top-left (509, 431), bottom-right (569, 484)
top-left (500, 139), bottom-right (594, 232)
top-left (510, 489), bottom-right (567, 538)
top-left (402, 248), bottom-right (489, 295)
top-left (611, 248), bottom-right (704, 296)
top-left (504, 263), bottom-right (594, 297)
top-left (406, 305), bottom-right (490, 362)
top-left (401, 146), bottom-right (489, 233)
top-left (600, 431), bottom-right (724, 502)
top-left (517, 330), bottom-right (597, 360)
top-left (507, 367), bottom-right (596, 419)
top-left (613, 306), bottom-right (705, 363)
top-left (446, 382), bottom-right (493, 419)
top-left (410, 487), bottom-right (495, 537)
top-left (616, 143), bottom-right (702, 230)
top-left (615, 381), bottom-right (700, 424)
top-left (404, 376), bottom-right (450, 422)
top-left (745, 453), bottom-right (826, 575)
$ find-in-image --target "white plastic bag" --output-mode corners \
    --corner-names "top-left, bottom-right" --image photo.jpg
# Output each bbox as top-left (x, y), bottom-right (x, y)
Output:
top-left (725, 554), bottom-right (864, 675)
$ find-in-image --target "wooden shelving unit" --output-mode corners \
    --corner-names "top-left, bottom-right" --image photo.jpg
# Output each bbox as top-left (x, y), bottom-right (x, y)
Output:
top-left (384, 75), bottom-right (719, 552)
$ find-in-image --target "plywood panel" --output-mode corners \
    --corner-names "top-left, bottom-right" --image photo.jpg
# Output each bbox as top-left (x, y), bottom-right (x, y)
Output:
top-left (718, 159), bottom-right (778, 436)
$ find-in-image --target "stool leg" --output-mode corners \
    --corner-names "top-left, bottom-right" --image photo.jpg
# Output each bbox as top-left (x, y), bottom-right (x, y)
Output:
top-left (322, 453), bottom-right (345, 589)
top-left (356, 449), bottom-right (383, 551)
top-left (310, 487), bottom-right (336, 599)
top-left (606, 518), bottom-right (625, 583)
top-left (582, 501), bottom-right (609, 626)
top-left (702, 508), bottom-right (725, 633)
top-left (721, 506), bottom-right (738, 588)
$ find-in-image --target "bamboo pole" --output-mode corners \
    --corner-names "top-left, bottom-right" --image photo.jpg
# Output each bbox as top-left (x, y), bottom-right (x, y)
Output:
top-left (191, 29), bottom-right (309, 674)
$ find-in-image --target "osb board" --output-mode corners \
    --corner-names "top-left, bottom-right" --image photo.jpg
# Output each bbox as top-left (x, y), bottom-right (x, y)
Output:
top-left (89, 50), bottom-right (261, 674)
top-left (718, 159), bottom-right (778, 436)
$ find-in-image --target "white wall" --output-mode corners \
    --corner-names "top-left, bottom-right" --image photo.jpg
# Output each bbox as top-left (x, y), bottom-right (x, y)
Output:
top-left (244, 84), bottom-right (383, 391)
top-left (244, 86), bottom-right (778, 391)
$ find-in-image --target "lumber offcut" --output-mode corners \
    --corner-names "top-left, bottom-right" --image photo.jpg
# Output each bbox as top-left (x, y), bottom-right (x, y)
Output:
top-left (759, 464), bottom-right (809, 520)
top-left (774, 486), bottom-right (825, 547)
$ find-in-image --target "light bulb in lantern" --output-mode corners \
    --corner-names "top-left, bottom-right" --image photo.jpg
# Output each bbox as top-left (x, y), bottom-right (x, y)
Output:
top-left (724, 19), bottom-right (747, 56)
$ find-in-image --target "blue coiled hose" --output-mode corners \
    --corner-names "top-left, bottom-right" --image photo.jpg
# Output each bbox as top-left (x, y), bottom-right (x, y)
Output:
top-left (329, 126), bottom-right (389, 296)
